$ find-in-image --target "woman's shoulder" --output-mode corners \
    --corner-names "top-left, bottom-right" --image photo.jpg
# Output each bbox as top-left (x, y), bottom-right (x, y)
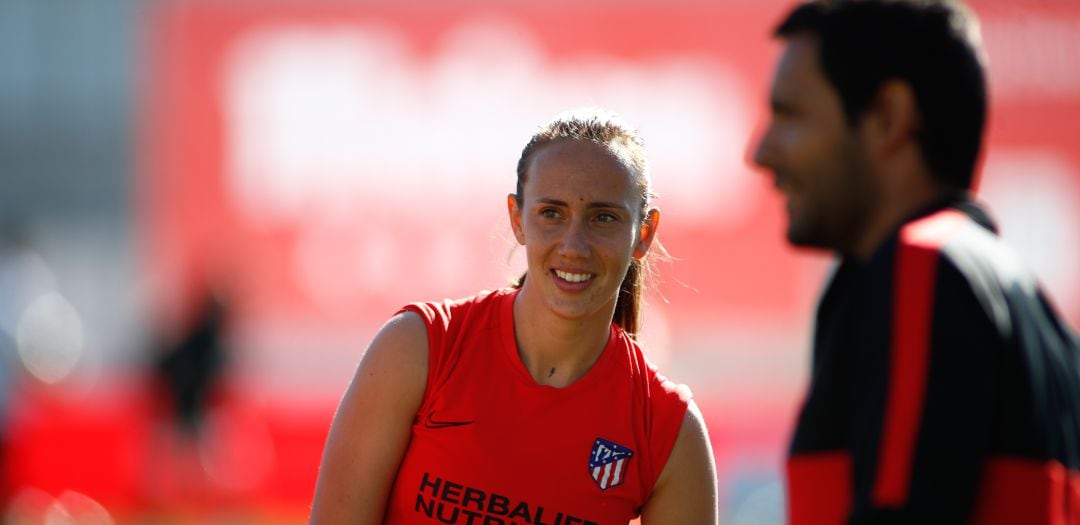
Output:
top-left (395, 288), bottom-right (516, 375)
top-left (398, 287), bottom-right (514, 327)
top-left (612, 326), bottom-right (693, 406)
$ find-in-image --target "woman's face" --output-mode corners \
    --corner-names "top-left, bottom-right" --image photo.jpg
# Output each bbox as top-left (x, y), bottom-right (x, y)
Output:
top-left (508, 139), bottom-right (658, 323)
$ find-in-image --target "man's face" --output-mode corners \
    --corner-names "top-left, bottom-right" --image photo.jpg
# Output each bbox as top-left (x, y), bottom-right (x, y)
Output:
top-left (753, 34), bottom-right (877, 254)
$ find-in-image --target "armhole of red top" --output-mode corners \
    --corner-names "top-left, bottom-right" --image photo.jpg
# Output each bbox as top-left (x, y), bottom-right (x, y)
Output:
top-left (397, 302), bottom-right (446, 413)
top-left (645, 362), bottom-right (693, 500)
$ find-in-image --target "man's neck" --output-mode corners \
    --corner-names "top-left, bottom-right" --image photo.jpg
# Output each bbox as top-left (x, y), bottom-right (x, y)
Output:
top-left (849, 173), bottom-right (956, 262)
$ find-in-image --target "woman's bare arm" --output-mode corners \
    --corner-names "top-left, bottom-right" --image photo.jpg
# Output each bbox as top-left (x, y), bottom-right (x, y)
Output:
top-left (640, 400), bottom-right (719, 525)
top-left (309, 311), bottom-right (429, 524)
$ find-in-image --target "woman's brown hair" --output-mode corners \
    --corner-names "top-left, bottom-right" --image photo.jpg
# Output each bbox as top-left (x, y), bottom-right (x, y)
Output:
top-left (511, 108), bottom-right (660, 338)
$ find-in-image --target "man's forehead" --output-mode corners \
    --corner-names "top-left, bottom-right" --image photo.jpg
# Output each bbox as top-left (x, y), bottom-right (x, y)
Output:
top-left (771, 35), bottom-right (827, 99)
top-left (776, 35), bottom-right (820, 81)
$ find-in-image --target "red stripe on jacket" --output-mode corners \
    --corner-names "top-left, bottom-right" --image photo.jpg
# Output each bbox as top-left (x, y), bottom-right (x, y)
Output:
top-left (787, 452), bottom-right (852, 525)
top-left (873, 210), bottom-right (968, 507)
top-left (787, 455), bottom-right (1080, 524)
top-left (971, 458), bottom-right (1080, 525)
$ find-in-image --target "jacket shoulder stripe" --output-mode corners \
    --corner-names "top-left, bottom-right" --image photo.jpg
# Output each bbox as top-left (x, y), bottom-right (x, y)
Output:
top-left (873, 210), bottom-right (968, 507)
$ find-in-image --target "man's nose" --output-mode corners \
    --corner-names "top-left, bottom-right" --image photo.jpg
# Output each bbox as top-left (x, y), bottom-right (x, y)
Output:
top-left (751, 127), bottom-right (775, 170)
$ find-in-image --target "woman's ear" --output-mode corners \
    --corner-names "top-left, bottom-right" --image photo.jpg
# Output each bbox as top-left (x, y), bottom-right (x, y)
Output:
top-left (507, 194), bottom-right (526, 245)
top-left (633, 208), bottom-right (660, 259)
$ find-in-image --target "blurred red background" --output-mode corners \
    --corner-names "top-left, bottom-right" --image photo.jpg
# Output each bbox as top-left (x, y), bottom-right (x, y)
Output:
top-left (3, 0), bottom-right (1079, 522)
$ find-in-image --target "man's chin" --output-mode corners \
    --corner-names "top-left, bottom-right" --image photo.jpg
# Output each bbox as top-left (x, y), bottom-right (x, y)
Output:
top-left (786, 226), bottom-right (831, 251)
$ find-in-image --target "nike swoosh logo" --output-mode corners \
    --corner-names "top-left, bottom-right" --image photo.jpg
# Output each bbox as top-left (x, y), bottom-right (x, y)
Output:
top-left (424, 413), bottom-right (475, 429)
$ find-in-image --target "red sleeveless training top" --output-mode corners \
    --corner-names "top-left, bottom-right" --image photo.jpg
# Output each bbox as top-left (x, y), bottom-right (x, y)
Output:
top-left (383, 288), bottom-right (691, 525)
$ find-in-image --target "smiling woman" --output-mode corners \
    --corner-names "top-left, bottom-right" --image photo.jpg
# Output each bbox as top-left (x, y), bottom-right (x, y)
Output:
top-left (309, 108), bottom-right (718, 525)
top-left (508, 109), bottom-right (658, 344)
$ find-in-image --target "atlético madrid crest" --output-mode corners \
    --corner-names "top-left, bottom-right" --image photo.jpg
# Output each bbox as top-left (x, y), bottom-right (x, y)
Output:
top-left (588, 438), bottom-right (634, 490)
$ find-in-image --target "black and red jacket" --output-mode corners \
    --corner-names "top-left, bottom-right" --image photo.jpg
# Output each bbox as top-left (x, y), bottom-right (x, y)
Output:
top-left (786, 198), bottom-right (1080, 525)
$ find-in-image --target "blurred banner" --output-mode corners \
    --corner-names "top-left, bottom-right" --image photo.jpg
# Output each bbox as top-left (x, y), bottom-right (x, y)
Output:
top-left (4, 0), bottom-right (1079, 522)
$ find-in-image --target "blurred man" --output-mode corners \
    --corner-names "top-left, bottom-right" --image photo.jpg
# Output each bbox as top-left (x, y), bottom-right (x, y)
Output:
top-left (752, 1), bottom-right (1080, 523)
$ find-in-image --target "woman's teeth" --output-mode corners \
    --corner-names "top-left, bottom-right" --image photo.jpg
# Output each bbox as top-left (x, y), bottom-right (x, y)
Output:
top-left (555, 270), bottom-right (592, 283)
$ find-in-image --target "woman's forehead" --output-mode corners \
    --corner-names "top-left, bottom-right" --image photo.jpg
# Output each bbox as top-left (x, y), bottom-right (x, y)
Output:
top-left (523, 140), bottom-right (646, 200)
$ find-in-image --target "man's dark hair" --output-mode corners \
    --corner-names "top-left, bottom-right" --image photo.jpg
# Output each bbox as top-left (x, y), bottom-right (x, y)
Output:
top-left (776, 0), bottom-right (987, 189)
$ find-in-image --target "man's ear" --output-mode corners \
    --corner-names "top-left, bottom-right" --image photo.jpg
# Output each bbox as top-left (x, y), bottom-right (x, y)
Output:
top-left (633, 208), bottom-right (661, 259)
top-left (861, 79), bottom-right (919, 157)
top-left (507, 194), bottom-right (526, 245)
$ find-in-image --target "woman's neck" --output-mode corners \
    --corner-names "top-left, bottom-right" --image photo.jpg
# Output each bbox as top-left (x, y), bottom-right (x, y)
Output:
top-left (511, 286), bottom-right (613, 387)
